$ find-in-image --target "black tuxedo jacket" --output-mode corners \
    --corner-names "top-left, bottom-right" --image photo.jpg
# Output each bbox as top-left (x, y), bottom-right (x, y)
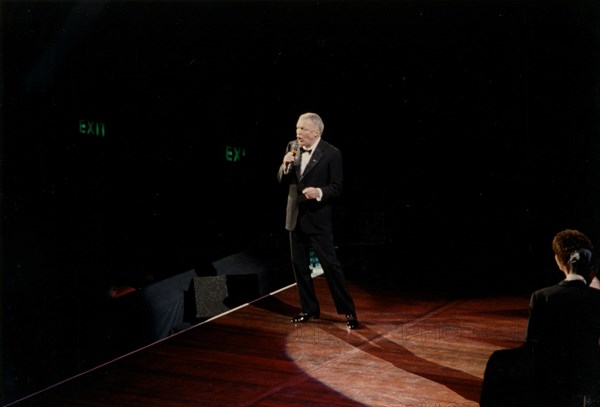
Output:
top-left (526, 279), bottom-right (600, 393)
top-left (527, 279), bottom-right (600, 347)
top-left (277, 139), bottom-right (343, 234)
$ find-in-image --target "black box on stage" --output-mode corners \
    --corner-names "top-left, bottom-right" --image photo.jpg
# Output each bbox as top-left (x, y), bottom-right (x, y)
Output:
top-left (193, 274), bottom-right (259, 319)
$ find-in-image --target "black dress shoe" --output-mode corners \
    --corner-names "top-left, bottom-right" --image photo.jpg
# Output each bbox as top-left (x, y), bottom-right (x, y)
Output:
top-left (345, 314), bottom-right (359, 329)
top-left (291, 312), bottom-right (319, 323)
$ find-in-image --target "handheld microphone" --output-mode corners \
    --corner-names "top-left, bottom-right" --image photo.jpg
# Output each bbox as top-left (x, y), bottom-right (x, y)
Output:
top-left (291, 141), bottom-right (300, 157)
top-left (286, 141), bottom-right (300, 170)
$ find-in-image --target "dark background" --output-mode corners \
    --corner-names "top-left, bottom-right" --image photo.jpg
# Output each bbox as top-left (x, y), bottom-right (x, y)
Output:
top-left (2, 0), bottom-right (600, 404)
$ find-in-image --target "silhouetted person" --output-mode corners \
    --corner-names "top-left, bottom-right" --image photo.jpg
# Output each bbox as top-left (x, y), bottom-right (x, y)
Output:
top-left (277, 112), bottom-right (358, 329)
top-left (527, 245), bottom-right (600, 406)
top-left (481, 229), bottom-right (600, 406)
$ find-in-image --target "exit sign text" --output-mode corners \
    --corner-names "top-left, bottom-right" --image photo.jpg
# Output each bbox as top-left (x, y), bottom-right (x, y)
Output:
top-left (79, 120), bottom-right (106, 137)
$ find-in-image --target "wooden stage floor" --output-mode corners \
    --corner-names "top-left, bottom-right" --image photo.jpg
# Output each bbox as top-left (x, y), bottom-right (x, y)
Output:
top-left (6, 276), bottom-right (530, 407)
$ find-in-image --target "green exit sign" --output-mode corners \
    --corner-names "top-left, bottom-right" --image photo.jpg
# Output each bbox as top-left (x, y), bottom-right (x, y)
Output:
top-left (225, 145), bottom-right (246, 162)
top-left (79, 120), bottom-right (105, 137)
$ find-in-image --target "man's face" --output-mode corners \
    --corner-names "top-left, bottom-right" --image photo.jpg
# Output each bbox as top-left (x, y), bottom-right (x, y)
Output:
top-left (296, 118), bottom-right (319, 148)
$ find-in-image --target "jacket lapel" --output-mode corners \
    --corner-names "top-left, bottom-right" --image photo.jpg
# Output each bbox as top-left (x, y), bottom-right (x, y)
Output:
top-left (299, 148), bottom-right (321, 179)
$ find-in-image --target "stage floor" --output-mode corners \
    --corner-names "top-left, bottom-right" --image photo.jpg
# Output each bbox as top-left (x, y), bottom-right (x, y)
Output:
top-left (6, 276), bottom-right (530, 406)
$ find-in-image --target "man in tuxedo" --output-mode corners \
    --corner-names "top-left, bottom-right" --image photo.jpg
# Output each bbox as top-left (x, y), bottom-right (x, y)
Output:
top-left (277, 112), bottom-right (358, 329)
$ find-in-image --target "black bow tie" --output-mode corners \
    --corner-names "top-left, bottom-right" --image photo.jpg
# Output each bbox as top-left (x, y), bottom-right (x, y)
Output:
top-left (302, 149), bottom-right (312, 154)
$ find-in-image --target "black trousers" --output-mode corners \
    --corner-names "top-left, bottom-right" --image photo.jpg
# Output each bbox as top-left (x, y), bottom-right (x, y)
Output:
top-left (289, 228), bottom-right (356, 317)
